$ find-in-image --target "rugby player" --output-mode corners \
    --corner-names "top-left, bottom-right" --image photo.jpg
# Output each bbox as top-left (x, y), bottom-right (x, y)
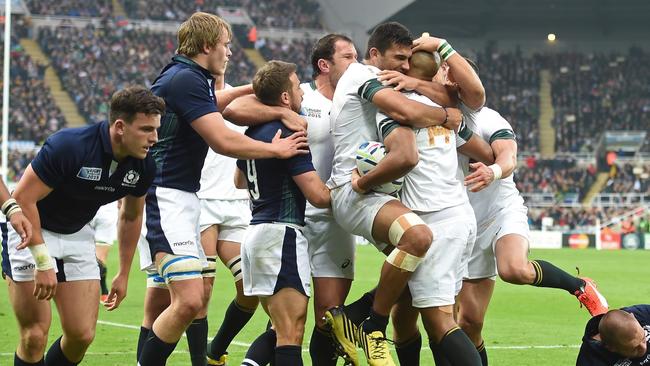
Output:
top-left (3, 86), bottom-right (163, 366)
top-left (222, 33), bottom-right (358, 366)
top-left (137, 12), bottom-right (308, 366)
top-left (235, 60), bottom-right (331, 365)
top-left (322, 22), bottom-right (466, 366)
top-left (577, 305), bottom-right (650, 366)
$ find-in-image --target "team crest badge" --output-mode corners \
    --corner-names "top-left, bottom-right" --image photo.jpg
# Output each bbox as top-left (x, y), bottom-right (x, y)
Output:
top-left (122, 170), bottom-right (140, 187)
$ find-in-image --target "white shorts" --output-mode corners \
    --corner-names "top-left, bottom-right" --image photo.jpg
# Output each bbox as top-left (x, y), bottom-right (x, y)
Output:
top-left (466, 205), bottom-right (531, 280)
top-left (89, 201), bottom-right (118, 246)
top-left (241, 223), bottom-right (311, 297)
top-left (139, 186), bottom-right (206, 272)
top-left (304, 205), bottom-right (355, 279)
top-left (1, 223), bottom-right (99, 282)
top-left (330, 183), bottom-right (397, 245)
top-left (409, 205), bottom-right (476, 308)
top-left (199, 198), bottom-right (251, 243)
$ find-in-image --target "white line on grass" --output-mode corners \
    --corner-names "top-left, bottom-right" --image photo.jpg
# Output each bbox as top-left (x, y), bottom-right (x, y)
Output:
top-left (96, 319), bottom-right (581, 351)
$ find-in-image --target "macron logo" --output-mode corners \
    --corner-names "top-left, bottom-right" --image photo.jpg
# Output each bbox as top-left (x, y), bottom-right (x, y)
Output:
top-left (77, 167), bottom-right (102, 181)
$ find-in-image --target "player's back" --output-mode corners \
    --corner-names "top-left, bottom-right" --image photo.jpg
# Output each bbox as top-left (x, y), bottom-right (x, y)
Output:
top-left (237, 121), bottom-right (313, 227)
top-left (328, 62), bottom-right (387, 188)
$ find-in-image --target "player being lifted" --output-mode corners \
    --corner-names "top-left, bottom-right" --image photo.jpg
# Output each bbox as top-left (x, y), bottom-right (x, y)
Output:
top-left (223, 34), bottom-right (359, 365)
top-left (235, 60), bottom-right (331, 365)
top-left (137, 12), bottom-right (308, 366)
top-left (322, 22), bottom-right (467, 366)
top-left (3, 86), bottom-right (163, 366)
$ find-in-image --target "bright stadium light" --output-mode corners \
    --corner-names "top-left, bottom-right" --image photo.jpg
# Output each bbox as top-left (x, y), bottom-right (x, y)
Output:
top-left (547, 33), bottom-right (557, 42)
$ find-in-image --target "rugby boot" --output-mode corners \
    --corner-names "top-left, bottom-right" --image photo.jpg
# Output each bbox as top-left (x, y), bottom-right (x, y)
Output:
top-left (357, 320), bottom-right (396, 366)
top-left (575, 277), bottom-right (608, 316)
top-left (206, 352), bottom-right (227, 365)
top-left (323, 306), bottom-right (359, 366)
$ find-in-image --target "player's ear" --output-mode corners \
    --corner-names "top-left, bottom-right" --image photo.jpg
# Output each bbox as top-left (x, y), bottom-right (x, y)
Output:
top-left (113, 119), bottom-right (126, 136)
top-left (369, 47), bottom-right (379, 59)
top-left (280, 91), bottom-right (290, 107)
top-left (317, 58), bottom-right (329, 74)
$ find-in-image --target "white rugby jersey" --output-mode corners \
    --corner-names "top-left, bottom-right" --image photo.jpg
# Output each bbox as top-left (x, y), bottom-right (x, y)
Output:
top-left (377, 92), bottom-right (471, 212)
top-left (300, 81), bottom-right (334, 182)
top-left (327, 62), bottom-right (388, 188)
top-left (457, 103), bottom-right (524, 226)
top-left (197, 84), bottom-right (249, 200)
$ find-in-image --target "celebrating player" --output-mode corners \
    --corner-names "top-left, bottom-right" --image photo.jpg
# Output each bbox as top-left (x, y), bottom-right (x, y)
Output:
top-left (3, 86), bottom-right (163, 366)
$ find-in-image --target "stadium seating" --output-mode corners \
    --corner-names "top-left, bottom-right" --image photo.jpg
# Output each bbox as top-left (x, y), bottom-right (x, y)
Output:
top-left (37, 22), bottom-right (256, 125)
top-left (121, 0), bottom-right (323, 28)
top-left (515, 158), bottom-right (597, 203)
top-left (26, 0), bottom-right (113, 17)
top-left (257, 38), bottom-right (314, 82)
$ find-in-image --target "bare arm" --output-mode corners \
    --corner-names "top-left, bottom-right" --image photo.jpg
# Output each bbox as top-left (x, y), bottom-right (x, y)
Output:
top-left (0, 178), bottom-right (32, 245)
top-left (12, 165), bottom-right (57, 300)
top-left (222, 94), bottom-right (307, 131)
top-left (105, 194), bottom-right (144, 311)
top-left (234, 167), bottom-right (247, 190)
top-left (191, 112), bottom-right (308, 159)
top-left (215, 84), bottom-right (254, 111)
top-left (355, 127), bottom-right (418, 193)
top-left (457, 135), bottom-right (495, 166)
top-left (292, 171), bottom-right (330, 208)
top-left (464, 139), bottom-right (517, 192)
top-left (377, 70), bottom-right (457, 107)
top-left (371, 88), bottom-right (462, 130)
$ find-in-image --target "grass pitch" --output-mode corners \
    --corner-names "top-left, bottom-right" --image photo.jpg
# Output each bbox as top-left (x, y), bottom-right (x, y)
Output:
top-left (1, 246), bottom-right (649, 365)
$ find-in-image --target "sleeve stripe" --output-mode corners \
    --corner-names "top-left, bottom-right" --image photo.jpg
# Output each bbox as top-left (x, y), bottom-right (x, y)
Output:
top-left (357, 78), bottom-right (388, 102)
top-left (489, 129), bottom-right (516, 144)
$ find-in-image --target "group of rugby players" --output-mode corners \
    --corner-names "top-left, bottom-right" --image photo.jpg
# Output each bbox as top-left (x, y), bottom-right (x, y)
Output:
top-left (1, 10), bottom-right (615, 366)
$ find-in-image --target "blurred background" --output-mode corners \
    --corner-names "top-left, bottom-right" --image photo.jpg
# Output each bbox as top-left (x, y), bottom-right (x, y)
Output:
top-left (0, 0), bottom-right (648, 249)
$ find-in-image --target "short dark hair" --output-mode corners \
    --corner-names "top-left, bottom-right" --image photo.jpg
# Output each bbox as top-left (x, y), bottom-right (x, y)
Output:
top-left (109, 86), bottom-right (165, 125)
top-left (311, 33), bottom-right (353, 78)
top-left (253, 60), bottom-right (297, 106)
top-left (365, 22), bottom-right (413, 59)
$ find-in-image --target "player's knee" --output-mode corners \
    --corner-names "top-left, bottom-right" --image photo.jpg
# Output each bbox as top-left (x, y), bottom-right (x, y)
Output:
top-left (20, 327), bottom-right (48, 355)
top-left (174, 296), bottom-right (204, 320)
top-left (399, 225), bottom-right (432, 257)
top-left (497, 264), bottom-right (530, 285)
top-left (459, 314), bottom-right (484, 338)
top-left (65, 328), bottom-right (96, 349)
top-left (276, 323), bottom-right (306, 345)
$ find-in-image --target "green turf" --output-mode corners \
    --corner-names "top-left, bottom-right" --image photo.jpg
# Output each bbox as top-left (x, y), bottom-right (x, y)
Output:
top-left (1, 246), bottom-right (649, 365)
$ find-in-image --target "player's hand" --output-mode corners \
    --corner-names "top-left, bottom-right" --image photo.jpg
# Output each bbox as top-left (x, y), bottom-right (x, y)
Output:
top-left (443, 108), bottom-right (463, 131)
top-left (280, 109), bottom-right (308, 132)
top-left (33, 268), bottom-right (57, 300)
top-left (465, 162), bottom-right (495, 192)
top-left (272, 129), bottom-right (309, 159)
top-left (104, 273), bottom-right (128, 311)
top-left (351, 169), bottom-right (368, 194)
top-left (10, 212), bottom-right (33, 249)
top-left (377, 70), bottom-right (419, 91)
top-left (412, 35), bottom-right (445, 53)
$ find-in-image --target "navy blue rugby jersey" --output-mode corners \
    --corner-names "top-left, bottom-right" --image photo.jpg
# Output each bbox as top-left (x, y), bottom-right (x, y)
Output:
top-left (577, 305), bottom-right (650, 366)
top-left (236, 121), bottom-right (315, 226)
top-left (30, 121), bottom-right (155, 234)
top-left (150, 55), bottom-right (219, 192)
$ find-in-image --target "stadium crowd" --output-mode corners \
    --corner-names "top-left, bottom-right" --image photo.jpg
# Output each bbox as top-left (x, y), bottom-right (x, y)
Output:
top-left (515, 158), bottom-right (597, 202)
top-left (121, 0), bottom-right (323, 28)
top-left (26, 0), bottom-right (113, 17)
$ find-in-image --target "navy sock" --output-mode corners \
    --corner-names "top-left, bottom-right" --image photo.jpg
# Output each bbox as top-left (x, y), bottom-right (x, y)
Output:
top-left (242, 328), bottom-right (276, 366)
top-left (14, 353), bottom-right (44, 366)
top-left (275, 345), bottom-right (302, 366)
top-left (137, 330), bottom-right (178, 366)
top-left (430, 339), bottom-right (452, 366)
top-left (344, 288), bottom-right (376, 325)
top-left (309, 326), bottom-right (337, 366)
top-left (531, 260), bottom-right (584, 293)
top-left (432, 328), bottom-right (482, 366)
top-left (98, 259), bottom-right (108, 295)
top-left (363, 309), bottom-right (389, 333)
top-left (396, 333), bottom-right (422, 366)
top-left (44, 336), bottom-right (77, 366)
top-left (186, 317), bottom-right (208, 366)
top-left (136, 326), bottom-right (150, 362)
top-left (208, 301), bottom-right (255, 359)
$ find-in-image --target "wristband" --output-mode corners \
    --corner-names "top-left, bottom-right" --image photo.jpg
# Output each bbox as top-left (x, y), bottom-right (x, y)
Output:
top-left (442, 107), bottom-right (448, 126)
top-left (488, 164), bottom-right (503, 180)
top-left (28, 244), bottom-right (54, 271)
top-left (2, 198), bottom-right (18, 214)
top-left (437, 40), bottom-right (456, 61)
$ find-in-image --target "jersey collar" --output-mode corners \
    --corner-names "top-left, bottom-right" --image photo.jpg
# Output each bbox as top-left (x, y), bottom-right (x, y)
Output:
top-left (99, 120), bottom-right (114, 156)
top-left (172, 55), bottom-right (214, 79)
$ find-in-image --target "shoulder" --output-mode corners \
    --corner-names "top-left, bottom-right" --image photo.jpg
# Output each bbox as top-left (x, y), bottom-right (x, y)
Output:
top-left (45, 124), bottom-right (97, 152)
top-left (247, 120), bottom-right (285, 142)
top-left (169, 67), bottom-right (209, 90)
top-left (405, 91), bottom-right (437, 107)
